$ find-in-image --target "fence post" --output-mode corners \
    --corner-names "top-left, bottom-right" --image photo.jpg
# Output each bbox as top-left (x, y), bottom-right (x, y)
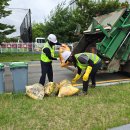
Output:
top-left (26, 43), bottom-right (28, 52)
top-left (31, 42), bottom-right (33, 52)
top-left (10, 43), bottom-right (11, 52)
top-left (0, 46), bottom-right (2, 53)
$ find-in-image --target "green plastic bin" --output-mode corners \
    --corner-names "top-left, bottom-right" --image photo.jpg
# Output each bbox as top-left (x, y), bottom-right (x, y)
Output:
top-left (0, 63), bottom-right (5, 93)
top-left (9, 62), bottom-right (28, 92)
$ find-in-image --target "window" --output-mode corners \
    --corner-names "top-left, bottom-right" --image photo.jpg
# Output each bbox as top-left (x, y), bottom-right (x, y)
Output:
top-left (36, 39), bottom-right (45, 43)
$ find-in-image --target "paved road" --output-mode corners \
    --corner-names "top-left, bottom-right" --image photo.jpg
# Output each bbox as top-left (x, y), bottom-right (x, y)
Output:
top-left (4, 61), bottom-right (74, 92)
top-left (4, 61), bottom-right (130, 92)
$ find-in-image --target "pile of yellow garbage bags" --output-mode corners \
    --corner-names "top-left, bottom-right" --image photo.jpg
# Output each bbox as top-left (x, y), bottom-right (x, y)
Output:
top-left (26, 79), bottom-right (80, 100)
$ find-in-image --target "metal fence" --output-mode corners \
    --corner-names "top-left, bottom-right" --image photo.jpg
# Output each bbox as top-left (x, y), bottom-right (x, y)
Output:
top-left (20, 9), bottom-right (32, 43)
top-left (0, 43), bottom-right (34, 53)
top-left (0, 43), bottom-right (74, 53)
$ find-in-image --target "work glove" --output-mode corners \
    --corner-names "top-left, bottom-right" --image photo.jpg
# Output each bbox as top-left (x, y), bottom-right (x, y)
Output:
top-left (72, 74), bottom-right (81, 84)
top-left (83, 66), bottom-right (92, 81)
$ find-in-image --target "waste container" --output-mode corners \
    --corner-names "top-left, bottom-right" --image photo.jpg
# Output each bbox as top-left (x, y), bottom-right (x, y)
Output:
top-left (9, 62), bottom-right (28, 92)
top-left (0, 63), bottom-right (5, 93)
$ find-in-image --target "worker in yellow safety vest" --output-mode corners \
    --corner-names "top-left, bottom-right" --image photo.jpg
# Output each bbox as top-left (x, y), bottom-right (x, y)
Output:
top-left (39, 34), bottom-right (61, 86)
top-left (61, 51), bottom-right (102, 95)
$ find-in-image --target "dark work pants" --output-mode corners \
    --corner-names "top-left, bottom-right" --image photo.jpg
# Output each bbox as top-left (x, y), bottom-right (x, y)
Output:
top-left (39, 60), bottom-right (53, 86)
top-left (83, 61), bottom-right (102, 92)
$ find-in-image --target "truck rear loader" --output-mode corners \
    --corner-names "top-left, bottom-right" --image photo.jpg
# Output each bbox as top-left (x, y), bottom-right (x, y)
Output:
top-left (72, 8), bottom-right (130, 74)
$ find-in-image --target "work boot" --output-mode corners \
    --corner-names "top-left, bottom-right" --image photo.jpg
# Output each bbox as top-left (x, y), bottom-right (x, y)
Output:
top-left (78, 90), bottom-right (87, 96)
top-left (89, 84), bottom-right (96, 88)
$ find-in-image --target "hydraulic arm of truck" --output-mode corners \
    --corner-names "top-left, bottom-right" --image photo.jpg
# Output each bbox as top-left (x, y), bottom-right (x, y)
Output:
top-left (96, 9), bottom-right (130, 60)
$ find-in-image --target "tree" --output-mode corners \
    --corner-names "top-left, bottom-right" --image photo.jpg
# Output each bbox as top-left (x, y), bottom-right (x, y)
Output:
top-left (121, 1), bottom-right (129, 8)
top-left (32, 22), bottom-right (45, 42)
top-left (43, 2), bottom-right (76, 43)
top-left (73, 0), bottom-right (121, 31)
top-left (0, 0), bottom-right (16, 44)
top-left (44, 0), bottom-right (122, 42)
top-left (32, 2), bottom-right (77, 43)
top-left (32, 0), bottom-right (129, 43)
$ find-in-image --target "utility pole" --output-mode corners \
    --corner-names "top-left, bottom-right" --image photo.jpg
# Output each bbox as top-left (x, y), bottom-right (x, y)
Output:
top-left (28, 9), bottom-right (32, 43)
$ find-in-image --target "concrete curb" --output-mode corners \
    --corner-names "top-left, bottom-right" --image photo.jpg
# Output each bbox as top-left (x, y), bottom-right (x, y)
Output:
top-left (74, 78), bottom-right (130, 89)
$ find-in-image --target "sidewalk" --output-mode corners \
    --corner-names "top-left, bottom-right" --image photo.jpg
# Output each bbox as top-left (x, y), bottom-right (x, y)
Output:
top-left (108, 124), bottom-right (130, 130)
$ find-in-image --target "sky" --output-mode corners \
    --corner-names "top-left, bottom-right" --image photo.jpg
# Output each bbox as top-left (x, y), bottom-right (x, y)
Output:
top-left (7, 0), bottom-right (71, 23)
top-left (1, 0), bottom-right (70, 37)
top-left (0, 0), bottom-right (128, 37)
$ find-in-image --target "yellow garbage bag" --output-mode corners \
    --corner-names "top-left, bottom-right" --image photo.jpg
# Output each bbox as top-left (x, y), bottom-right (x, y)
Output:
top-left (59, 79), bottom-right (71, 88)
top-left (58, 84), bottom-right (80, 97)
top-left (59, 44), bottom-right (70, 63)
top-left (26, 83), bottom-right (45, 100)
top-left (44, 82), bottom-right (59, 96)
top-left (59, 44), bottom-right (70, 53)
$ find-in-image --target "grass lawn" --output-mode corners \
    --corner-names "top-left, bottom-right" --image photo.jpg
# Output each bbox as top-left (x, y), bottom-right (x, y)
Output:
top-left (0, 53), bottom-right (40, 62)
top-left (0, 52), bottom-right (59, 62)
top-left (0, 83), bottom-right (130, 130)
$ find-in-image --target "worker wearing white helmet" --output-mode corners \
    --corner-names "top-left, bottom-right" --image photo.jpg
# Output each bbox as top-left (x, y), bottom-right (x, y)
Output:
top-left (47, 34), bottom-right (58, 43)
top-left (39, 34), bottom-right (61, 86)
top-left (61, 51), bottom-right (102, 95)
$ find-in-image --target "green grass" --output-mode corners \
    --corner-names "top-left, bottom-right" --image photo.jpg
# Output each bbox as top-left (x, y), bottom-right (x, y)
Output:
top-left (0, 52), bottom-right (59, 62)
top-left (0, 53), bottom-right (40, 62)
top-left (0, 83), bottom-right (130, 130)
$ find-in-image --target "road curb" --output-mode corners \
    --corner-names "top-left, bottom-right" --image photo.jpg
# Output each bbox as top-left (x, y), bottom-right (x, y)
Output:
top-left (74, 78), bottom-right (130, 89)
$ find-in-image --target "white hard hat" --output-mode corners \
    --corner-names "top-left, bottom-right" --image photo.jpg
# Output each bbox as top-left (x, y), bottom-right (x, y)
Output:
top-left (47, 34), bottom-right (57, 43)
top-left (62, 51), bottom-right (71, 62)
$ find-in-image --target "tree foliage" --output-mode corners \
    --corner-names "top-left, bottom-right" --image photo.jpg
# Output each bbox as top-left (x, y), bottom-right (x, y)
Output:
top-left (43, 2), bottom-right (77, 42)
top-left (74, 0), bottom-right (121, 31)
top-left (0, 0), bottom-right (16, 43)
top-left (32, 22), bottom-right (45, 42)
top-left (32, 0), bottom-right (129, 43)
top-left (32, 2), bottom-right (79, 43)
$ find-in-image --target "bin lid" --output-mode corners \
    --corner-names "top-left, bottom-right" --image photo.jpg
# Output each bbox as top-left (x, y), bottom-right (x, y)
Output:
top-left (0, 63), bottom-right (4, 69)
top-left (9, 62), bottom-right (28, 69)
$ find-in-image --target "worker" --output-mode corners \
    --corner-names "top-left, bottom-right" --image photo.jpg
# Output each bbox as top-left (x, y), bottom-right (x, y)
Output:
top-left (39, 34), bottom-right (61, 86)
top-left (61, 51), bottom-right (102, 95)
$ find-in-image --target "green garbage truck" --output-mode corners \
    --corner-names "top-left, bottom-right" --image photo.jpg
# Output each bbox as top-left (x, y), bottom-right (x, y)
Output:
top-left (72, 8), bottom-right (130, 74)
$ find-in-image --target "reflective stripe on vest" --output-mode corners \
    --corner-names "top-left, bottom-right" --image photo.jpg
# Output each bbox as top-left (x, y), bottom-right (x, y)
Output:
top-left (75, 53), bottom-right (100, 69)
top-left (41, 42), bottom-right (54, 62)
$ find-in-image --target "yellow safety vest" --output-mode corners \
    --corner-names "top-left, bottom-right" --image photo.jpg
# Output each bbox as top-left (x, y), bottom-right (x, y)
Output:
top-left (75, 53), bottom-right (101, 69)
top-left (41, 42), bottom-right (54, 62)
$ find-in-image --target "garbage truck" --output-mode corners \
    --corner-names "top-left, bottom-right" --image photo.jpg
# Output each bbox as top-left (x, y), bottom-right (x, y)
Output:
top-left (72, 8), bottom-right (130, 74)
